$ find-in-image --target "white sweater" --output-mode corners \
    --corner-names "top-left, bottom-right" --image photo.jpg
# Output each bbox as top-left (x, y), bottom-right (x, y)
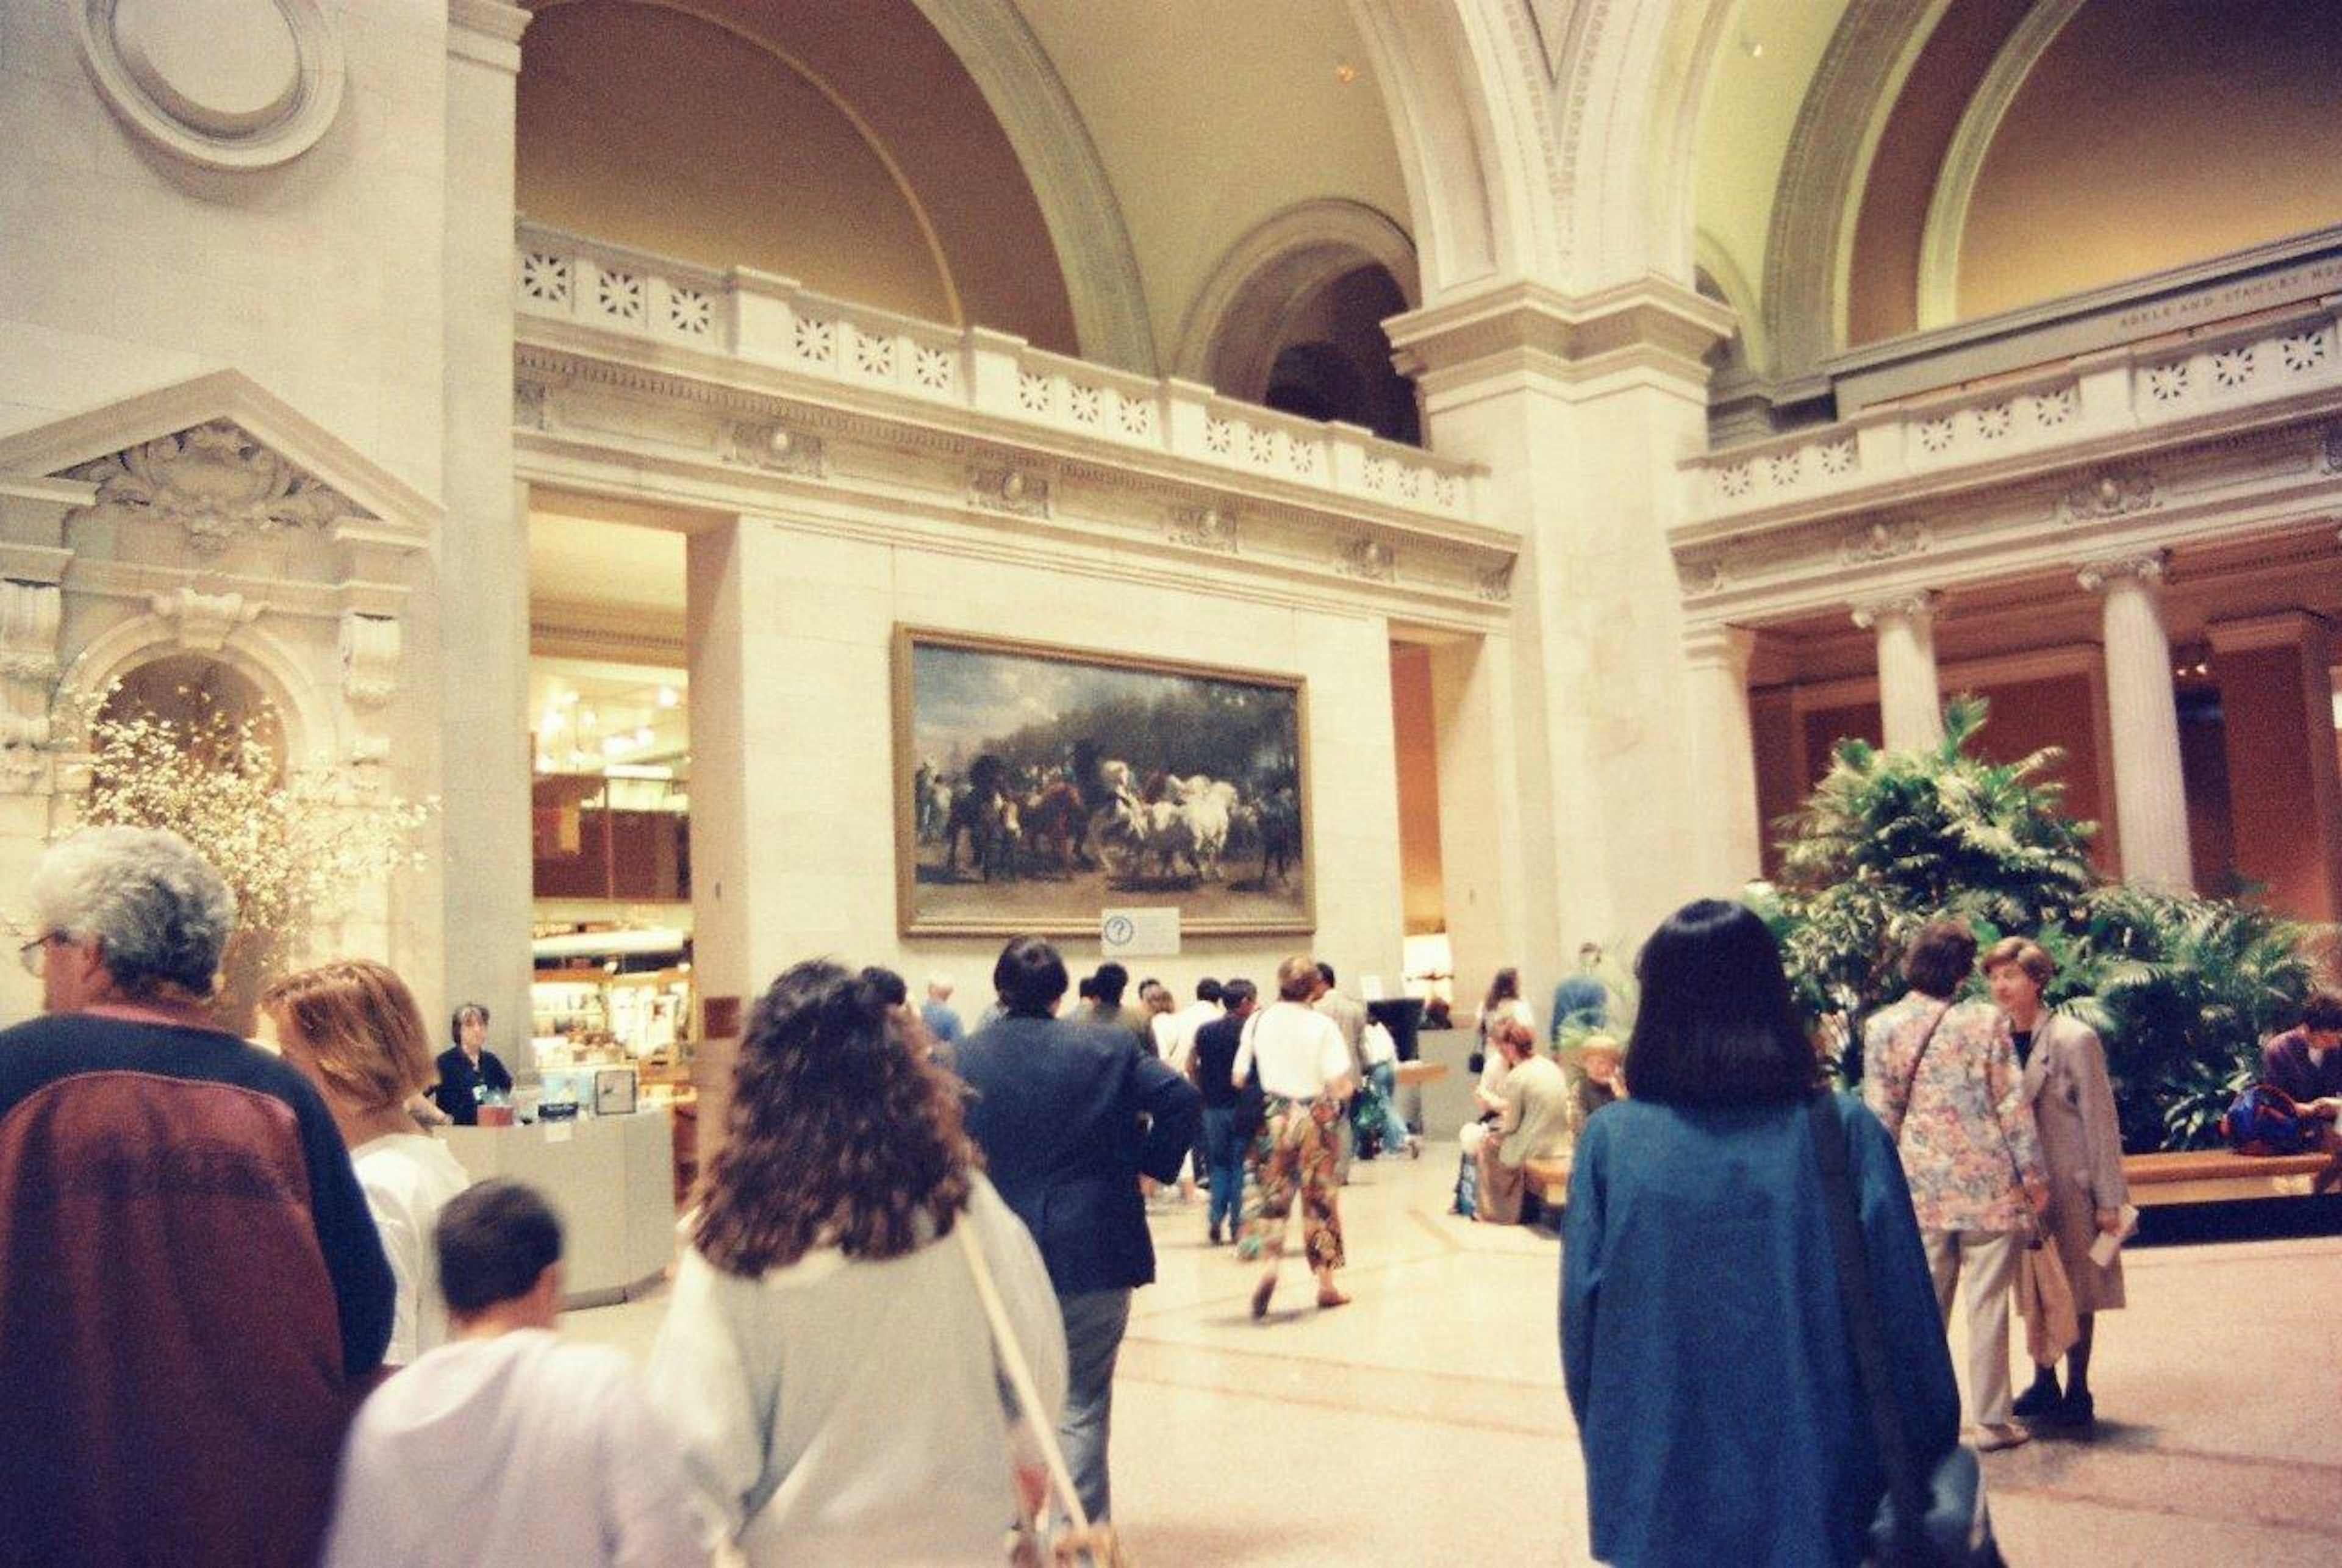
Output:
top-left (351, 1133), bottom-right (472, 1365)
top-left (648, 1175), bottom-right (1067, 1567)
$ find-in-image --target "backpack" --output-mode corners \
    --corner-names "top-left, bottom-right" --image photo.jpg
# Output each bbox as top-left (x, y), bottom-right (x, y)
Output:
top-left (2218, 1083), bottom-right (2321, 1156)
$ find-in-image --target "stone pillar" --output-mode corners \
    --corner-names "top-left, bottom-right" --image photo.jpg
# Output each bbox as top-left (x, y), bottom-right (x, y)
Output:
top-left (1852, 591), bottom-right (1943, 752)
top-left (2079, 553), bottom-right (2193, 893)
top-left (437, 1), bottom-right (535, 1048)
top-left (2206, 612), bottom-right (2342, 918)
top-left (1389, 278), bottom-right (1735, 973)
top-left (1425, 629), bottom-right (1528, 1013)
top-left (1681, 623), bottom-right (1762, 889)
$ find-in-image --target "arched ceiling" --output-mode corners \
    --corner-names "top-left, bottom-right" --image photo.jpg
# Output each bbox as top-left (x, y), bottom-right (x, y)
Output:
top-left (1004, 0), bottom-right (1411, 374)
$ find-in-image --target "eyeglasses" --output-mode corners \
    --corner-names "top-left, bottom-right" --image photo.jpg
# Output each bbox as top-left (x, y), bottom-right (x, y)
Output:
top-left (17, 933), bottom-right (62, 978)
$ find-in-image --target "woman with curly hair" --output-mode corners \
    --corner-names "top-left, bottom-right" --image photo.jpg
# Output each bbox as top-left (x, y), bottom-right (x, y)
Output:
top-left (648, 959), bottom-right (1066, 1566)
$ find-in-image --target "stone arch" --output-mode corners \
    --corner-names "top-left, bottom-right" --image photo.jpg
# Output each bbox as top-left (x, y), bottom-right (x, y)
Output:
top-left (59, 616), bottom-right (337, 771)
top-left (1171, 199), bottom-right (1419, 392)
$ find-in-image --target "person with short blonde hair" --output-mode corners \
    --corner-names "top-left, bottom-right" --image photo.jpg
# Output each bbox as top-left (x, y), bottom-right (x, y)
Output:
top-left (265, 960), bottom-right (471, 1367)
top-left (1233, 954), bottom-right (1357, 1316)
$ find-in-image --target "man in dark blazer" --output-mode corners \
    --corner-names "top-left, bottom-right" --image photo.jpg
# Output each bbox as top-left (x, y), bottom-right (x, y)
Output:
top-left (955, 936), bottom-right (1201, 1525)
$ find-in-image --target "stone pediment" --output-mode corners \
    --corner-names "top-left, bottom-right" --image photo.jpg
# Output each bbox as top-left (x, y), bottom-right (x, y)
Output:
top-left (0, 369), bottom-right (439, 555)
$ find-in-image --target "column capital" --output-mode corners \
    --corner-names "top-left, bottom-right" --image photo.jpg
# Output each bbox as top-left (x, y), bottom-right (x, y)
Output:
top-left (2076, 550), bottom-right (2168, 595)
top-left (1681, 622), bottom-right (1756, 674)
top-left (1850, 589), bottom-right (1938, 631)
top-left (1385, 274), bottom-right (1733, 392)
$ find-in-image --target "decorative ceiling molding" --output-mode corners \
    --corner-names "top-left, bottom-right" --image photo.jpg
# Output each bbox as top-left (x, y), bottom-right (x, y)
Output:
top-left (1914, 0), bottom-right (2088, 330)
top-left (1761, 0), bottom-right (1953, 383)
top-left (908, 0), bottom-right (1158, 374)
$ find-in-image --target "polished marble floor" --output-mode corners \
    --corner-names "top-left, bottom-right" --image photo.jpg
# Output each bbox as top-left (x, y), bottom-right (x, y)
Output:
top-left (570, 1149), bottom-right (2342, 1566)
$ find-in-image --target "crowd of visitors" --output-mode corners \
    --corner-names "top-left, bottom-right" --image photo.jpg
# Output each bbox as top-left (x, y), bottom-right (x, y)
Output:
top-left (2, 823), bottom-right (2315, 1566)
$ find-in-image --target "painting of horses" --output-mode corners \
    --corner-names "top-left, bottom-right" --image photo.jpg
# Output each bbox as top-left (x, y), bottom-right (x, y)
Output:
top-left (894, 627), bottom-right (1313, 936)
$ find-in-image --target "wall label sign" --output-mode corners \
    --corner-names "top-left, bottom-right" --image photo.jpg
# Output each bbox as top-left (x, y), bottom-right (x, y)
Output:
top-left (1100, 908), bottom-right (1180, 958)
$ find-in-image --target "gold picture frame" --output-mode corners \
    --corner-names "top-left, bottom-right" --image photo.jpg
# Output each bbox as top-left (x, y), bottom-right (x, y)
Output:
top-left (893, 626), bottom-right (1315, 937)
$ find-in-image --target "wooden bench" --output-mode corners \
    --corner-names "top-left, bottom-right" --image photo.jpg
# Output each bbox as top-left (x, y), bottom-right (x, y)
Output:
top-left (1524, 1156), bottom-right (1571, 1206)
top-left (2121, 1149), bottom-right (2332, 1206)
top-left (1394, 1059), bottom-right (1450, 1088)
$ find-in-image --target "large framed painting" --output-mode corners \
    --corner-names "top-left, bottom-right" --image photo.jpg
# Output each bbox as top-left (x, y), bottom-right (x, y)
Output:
top-left (894, 626), bottom-right (1313, 936)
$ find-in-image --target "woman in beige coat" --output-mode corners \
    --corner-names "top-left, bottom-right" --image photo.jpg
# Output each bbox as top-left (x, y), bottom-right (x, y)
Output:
top-left (1986, 937), bottom-right (2129, 1433)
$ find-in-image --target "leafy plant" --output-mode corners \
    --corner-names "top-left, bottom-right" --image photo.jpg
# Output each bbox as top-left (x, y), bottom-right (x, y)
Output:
top-left (1760, 696), bottom-right (2326, 1150)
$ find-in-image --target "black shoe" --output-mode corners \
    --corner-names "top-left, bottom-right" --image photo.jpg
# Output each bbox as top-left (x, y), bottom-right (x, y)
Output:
top-left (2011, 1378), bottom-right (2063, 1421)
top-left (2057, 1391), bottom-right (2096, 1431)
top-left (1207, 1222), bottom-right (1224, 1246)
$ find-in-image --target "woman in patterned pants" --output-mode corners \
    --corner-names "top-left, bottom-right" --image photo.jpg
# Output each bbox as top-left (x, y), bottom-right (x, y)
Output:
top-left (1233, 955), bottom-right (1357, 1316)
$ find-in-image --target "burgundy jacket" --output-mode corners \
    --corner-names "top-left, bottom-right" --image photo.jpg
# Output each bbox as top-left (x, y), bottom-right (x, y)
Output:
top-left (0, 1012), bottom-right (394, 1567)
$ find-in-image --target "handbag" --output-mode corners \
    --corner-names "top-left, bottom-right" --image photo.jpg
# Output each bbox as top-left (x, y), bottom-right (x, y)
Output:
top-left (955, 1220), bottom-right (1131, 1568)
top-left (1807, 1093), bottom-right (2005, 1568)
top-left (2016, 1239), bottom-right (2079, 1367)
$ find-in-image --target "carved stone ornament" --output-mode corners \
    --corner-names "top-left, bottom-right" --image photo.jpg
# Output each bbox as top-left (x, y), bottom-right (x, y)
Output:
top-left (968, 465), bottom-right (1050, 519)
top-left (2054, 467), bottom-right (2158, 524)
top-left (1166, 504), bottom-right (1240, 554)
top-left (514, 382), bottom-right (549, 431)
top-left (150, 586), bottom-right (262, 652)
top-left (1851, 590), bottom-right (1938, 631)
top-left (74, 0), bottom-right (348, 172)
top-left (718, 421), bottom-right (826, 478)
top-left (1676, 558), bottom-right (1727, 598)
top-left (0, 579), bottom-right (65, 759)
top-left (1334, 536), bottom-right (1397, 583)
top-left (2321, 423), bottom-right (2342, 476)
top-left (1840, 518), bottom-right (1928, 565)
top-left (66, 421), bottom-right (361, 554)
top-left (1475, 562), bottom-right (1516, 604)
top-left (341, 612), bottom-right (399, 764)
top-left (2076, 553), bottom-right (2167, 595)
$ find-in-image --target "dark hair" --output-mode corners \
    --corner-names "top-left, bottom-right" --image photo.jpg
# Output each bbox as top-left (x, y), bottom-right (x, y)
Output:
top-left (995, 936), bottom-right (1070, 1017)
top-left (693, 960), bottom-right (978, 1275)
top-left (1903, 918), bottom-right (1979, 1000)
top-left (2303, 990), bottom-right (2342, 1032)
top-left (437, 1180), bottom-right (563, 1315)
top-left (1625, 899), bottom-right (1819, 1107)
top-left (450, 1002), bottom-right (489, 1045)
top-left (1483, 967), bottom-right (1520, 1011)
top-left (1076, 975), bottom-right (1097, 1000)
top-left (1316, 961), bottom-right (1338, 987)
top-left (860, 965), bottom-right (909, 1008)
top-left (1092, 962), bottom-right (1130, 1006)
top-left (1220, 977), bottom-right (1257, 1009)
top-left (1196, 978), bottom-right (1223, 1004)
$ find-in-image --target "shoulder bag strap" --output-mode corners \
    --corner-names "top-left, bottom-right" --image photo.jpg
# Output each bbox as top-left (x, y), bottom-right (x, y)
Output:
top-left (1893, 1001), bottom-right (1954, 1147)
top-left (954, 1218), bottom-right (1098, 1544)
top-left (1807, 1092), bottom-right (1928, 1557)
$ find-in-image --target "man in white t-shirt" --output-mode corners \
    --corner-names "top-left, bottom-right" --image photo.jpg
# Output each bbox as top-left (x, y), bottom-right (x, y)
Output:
top-left (1232, 956), bottom-right (1358, 1319)
top-left (324, 1181), bottom-right (706, 1568)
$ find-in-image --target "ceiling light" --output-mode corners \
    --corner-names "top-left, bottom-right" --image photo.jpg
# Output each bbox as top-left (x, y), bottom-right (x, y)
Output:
top-left (656, 685), bottom-right (679, 709)
top-left (1741, 34), bottom-right (1764, 57)
top-left (634, 727), bottom-right (653, 747)
top-left (1333, 62), bottom-right (1358, 84)
top-left (540, 709), bottom-right (564, 733)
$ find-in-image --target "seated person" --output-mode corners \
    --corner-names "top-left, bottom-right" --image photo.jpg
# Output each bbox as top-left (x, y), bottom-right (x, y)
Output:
top-left (323, 1180), bottom-right (706, 1568)
top-left (1475, 1011), bottom-right (1572, 1226)
top-left (2263, 991), bottom-right (2342, 1189)
top-left (1572, 1034), bottom-right (1626, 1125)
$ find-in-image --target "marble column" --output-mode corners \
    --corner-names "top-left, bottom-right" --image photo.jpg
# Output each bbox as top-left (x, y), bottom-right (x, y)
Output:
top-left (1681, 624), bottom-right (1762, 889)
top-left (1852, 591), bottom-right (1943, 752)
top-left (435, 1), bottom-right (537, 1047)
top-left (2079, 553), bottom-right (2193, 893)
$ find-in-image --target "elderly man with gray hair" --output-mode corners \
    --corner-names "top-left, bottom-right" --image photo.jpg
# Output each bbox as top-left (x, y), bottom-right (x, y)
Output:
top-left (0, 826), bottom-right (395, 1568)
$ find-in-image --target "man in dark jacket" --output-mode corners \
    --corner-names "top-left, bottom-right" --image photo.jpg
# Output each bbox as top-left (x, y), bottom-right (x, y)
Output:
top-left (0, 826), bottom-right (395, 1568)
top-left (955, 936), bottom-right (1200, 1525)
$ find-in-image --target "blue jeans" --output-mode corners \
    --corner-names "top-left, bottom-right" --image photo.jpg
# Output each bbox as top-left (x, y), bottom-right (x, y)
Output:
top-left (1055, 1287), bottom-right (1133, 1523)
top-left (1202, 1107), bottom-right (1247, 1232)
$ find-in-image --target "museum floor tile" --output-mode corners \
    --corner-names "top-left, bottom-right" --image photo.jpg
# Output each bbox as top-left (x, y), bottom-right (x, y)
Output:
top-left (568, 1149), bottom-right (2342, 1565)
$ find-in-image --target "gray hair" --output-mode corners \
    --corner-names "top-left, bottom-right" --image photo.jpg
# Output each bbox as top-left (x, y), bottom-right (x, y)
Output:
top-left (31, 826), bottom-right (237, 998)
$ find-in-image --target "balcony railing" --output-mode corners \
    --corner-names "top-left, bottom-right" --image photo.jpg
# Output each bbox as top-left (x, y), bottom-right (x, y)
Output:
top-left (515, 222), bottom-right (1483, 526)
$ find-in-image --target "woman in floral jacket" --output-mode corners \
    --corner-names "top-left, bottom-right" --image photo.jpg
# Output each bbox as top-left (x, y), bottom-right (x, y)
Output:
top-left (1863, 918), bottom-right (2047, 1451)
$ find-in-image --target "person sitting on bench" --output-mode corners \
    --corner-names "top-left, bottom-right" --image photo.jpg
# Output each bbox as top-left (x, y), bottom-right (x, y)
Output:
top-left (2263, 991), bottom-right (2342, 1191)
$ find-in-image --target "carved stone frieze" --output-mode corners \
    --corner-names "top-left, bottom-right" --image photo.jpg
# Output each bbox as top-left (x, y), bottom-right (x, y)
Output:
top-left (2321, 422), bottom-right (2342, 475)
top-left (339, 612), bottom-right (401, 765)
top-left (1840, 517), bottom-right (1928, 565)
top-left (1334, 536), bottom-right (1396, 583)
top-left (1475, 562), bottom-right (1515, 604)
top-left (2054, 467), bottom-right (2158, 524)
top-left (718, 421), bottom-right (826, 478)
top-left (514, 382), bottom-right (549, 431)
top-left (969, 466), bottom-right (1050, 519)
top-left (150, 587), bottom-right (262, 653)
top-left (65, 421), bottom-right (363, 554)
top-left (0, 578), bottom-right (63, 761)
top-left (1167, 504), bottom-right (1240, 554)
top-left (1677, 557), bottom-right (1727, 598)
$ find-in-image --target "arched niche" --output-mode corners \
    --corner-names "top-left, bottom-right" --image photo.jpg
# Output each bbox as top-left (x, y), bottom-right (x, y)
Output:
top-left (1177, 201), bottom-right (1423, 445)
top-left (94, 654), bottom-right (285, 771)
